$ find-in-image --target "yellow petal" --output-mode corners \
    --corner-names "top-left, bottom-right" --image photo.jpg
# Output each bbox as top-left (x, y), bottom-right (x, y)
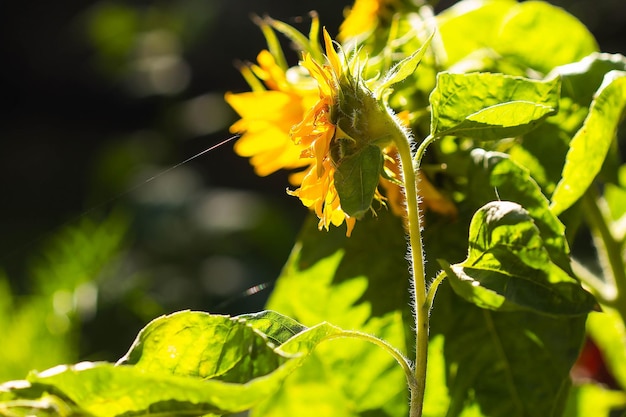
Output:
top-left (225, 91), bottom-right (301, 123)
top-left (322, 28), bottom-right (342, 76)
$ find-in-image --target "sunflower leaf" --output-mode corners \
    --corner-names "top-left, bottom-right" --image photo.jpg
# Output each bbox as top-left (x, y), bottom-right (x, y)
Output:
top-left (0, 311), bottom-right (388, 417)
top-left (550, 70), bottom-right (626, 215)
top-left (440, 200), bottom-right (595, 316)
top-left (430, 72), bottom-right (560, 140)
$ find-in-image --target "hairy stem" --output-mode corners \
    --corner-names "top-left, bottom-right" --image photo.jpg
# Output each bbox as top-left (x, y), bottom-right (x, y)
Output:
top-left (393, 127), bottom-right (430, 417)
top-left (326, 330), bottom-right (417, 392)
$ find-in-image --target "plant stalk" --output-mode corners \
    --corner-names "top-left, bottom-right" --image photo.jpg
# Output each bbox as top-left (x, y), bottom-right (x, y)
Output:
top-left (393, 127), bottom-right (430, 417)
top-left (582, 189), bottom-right (626, 322)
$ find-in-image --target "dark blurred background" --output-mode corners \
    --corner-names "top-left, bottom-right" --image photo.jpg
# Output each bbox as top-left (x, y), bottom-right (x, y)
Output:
top-left (0, 0), bottom-right (624, 374)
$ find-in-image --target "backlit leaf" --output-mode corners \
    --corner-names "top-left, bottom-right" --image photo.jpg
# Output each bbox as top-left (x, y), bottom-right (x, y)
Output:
top-left (0, 311), bottom-right (389, 417)
top-left (564, 383), bottom-right (626, 417)
top-left (494, 1), bottom-right (598, 74)
top-left (586, 309), bottom-right (626, 390)
top-left (550, 70), bottom-right (626, 215)
top-left (375, 32), bottom-right (434, 98)
top-left (254, 210), bottom-right (411, 417)
top-left (437, 0), bottom-right (517, 67)
top-left (430, 72), bottom-right (560, 139)
top-left (440, 201), bottom-right (596, 316)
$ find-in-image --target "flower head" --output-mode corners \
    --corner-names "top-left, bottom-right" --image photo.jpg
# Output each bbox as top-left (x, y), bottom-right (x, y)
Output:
top-left (226, 17), bottom-right (453, 236)
top-left (285, 31), bottom-right (349, 233)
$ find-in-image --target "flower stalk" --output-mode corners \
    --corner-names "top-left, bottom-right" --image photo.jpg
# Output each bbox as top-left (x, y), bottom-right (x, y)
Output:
top-left (391, 123), bottom-right (429, 417)
top-left (226, 19), bottom-right (438, 416)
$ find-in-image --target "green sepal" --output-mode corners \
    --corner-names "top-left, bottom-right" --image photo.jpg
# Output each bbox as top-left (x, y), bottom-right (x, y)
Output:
top-left (334, 144), bottom-right (384, 218)
top-left (374, 32), bottom-right (434, 100)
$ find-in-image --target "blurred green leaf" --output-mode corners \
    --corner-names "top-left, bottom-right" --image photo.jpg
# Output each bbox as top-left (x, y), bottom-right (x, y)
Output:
top-left (0, 213), bottom-right (128, 381)
top-left (586, 310), bottom-right (626, 390)
top-left (550, 70), bottom-right (626, 215)
top-left (255, 211), bottom-right (411, 417)
top-left (429, 72), bottom-right (560, 139)
top-left (0, 386), bottom-right (81, 417)
top-left (604, 164), bottom-right (626, 223)
top-left (494, 1), bottom-right (598, 73)
top-left (564, 383), bottom-right (626, 417)
top-left (552, 53), bottom-right (626, 110)
top-left (437, 0), bottom-right (517, 68)
top-left (86, 3), bottom-right (138, 73)
top-left (437, 0), bottom-right (597, 74)
top-left (440, 200), bottom-right (595, 316)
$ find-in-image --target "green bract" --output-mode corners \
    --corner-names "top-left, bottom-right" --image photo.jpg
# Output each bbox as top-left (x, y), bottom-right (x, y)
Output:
top-left (330, 33), bottom-right (433, 218)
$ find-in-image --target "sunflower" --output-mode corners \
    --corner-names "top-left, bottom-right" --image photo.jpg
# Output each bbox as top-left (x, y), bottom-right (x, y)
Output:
top-left (224, 50), bottom-right (317, 178)
top-left (287, 29), bottom-right (360, 236)
top-left (227, 19), bottom-right (455, 236)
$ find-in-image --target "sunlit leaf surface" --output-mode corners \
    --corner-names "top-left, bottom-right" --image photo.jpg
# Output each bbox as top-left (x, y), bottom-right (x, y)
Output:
top-left (430, 72), bottom-right (560, 139)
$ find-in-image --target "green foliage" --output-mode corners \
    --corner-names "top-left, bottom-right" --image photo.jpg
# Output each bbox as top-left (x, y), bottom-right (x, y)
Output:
top-left (256, 211), bottom-right (411, 417)
top-left (3, 0), bottom-right (626, 416)
top-left (333, 144), bottom-right (384, 218)
top-left (440, 200), bottom-right (595, 316)
top-left (429, 73), bottom-right (560, 140)
top-left (0, 310), bottom-right (405, 417)
top-left (431, 283), bottom-right (586, 417)
top-left (551, 70), bottom-right (626, 215)
top-left (0, 214), bottom-right (128, 381)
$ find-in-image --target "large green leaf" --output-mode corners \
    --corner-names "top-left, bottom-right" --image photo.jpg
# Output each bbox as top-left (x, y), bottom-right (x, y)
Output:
top-left (431, 283), bottom-right (586, 417)
top-left (467, 149), bottom-right (572, 271)
top-left (117, 311), bottom-right (284, 382)
top-left (493, 1), bottom-right (598, 74)
top-left (437, 0), bottom-right (597, 74)
top-left (253, 210), bottom-right (412, 417)
top-left (0, 311), bottom-right (392, 417)
top-left (424, 146), bottom-right (593, 415)
top-left (440, 200), bottom-right (596, 316)
top-left (430, 72), bottom-right (560, 140)
top-left (437, 0), bottom-right (517, 68)
top-left (511, 53), bottom-right (626, 194)
top-left (550, 70), bottom-right (626, 215)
